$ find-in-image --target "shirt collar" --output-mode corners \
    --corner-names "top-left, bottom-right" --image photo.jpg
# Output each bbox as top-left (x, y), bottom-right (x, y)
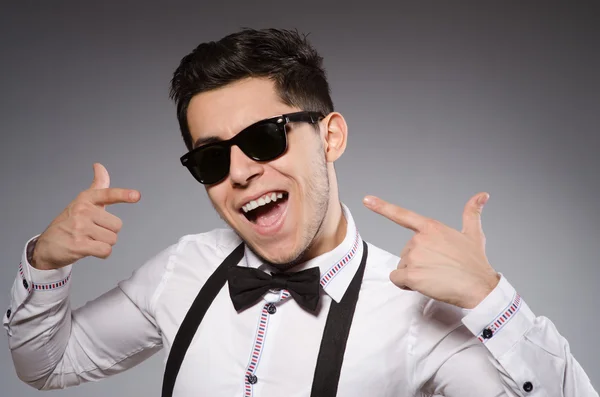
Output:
top-left (243, 203), bottom-right (364, 303)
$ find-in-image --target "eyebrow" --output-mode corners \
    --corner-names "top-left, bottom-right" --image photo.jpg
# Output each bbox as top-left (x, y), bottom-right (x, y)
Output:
top-left (193, 135), bottom-right (222, 149)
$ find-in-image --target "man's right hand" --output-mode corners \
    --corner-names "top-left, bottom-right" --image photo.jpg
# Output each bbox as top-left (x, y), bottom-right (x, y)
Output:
top-left (31, 163), bottom-right (141, 270)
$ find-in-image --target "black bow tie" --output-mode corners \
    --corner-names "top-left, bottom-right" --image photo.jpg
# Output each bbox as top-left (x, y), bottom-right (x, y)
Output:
top-left (227, 266), bottom-right (321, 312)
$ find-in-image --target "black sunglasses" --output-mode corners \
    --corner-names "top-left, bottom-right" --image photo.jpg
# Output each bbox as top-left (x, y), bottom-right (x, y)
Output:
top-left (180, 111), bottom-right (324, 185)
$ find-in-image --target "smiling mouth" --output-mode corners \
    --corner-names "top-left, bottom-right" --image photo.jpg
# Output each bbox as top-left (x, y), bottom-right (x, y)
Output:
top-left (241, 191), bottom-right (289, 226)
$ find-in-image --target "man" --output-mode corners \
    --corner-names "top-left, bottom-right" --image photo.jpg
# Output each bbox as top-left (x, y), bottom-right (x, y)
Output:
top-left (3, 28), bottom-right (597, 396)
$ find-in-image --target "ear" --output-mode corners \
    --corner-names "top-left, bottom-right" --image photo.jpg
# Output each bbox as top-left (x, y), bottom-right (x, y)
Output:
top-left (321, 112), bottom-right (348, 162)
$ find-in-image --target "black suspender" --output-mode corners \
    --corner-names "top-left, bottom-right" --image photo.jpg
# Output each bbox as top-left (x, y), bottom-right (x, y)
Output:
top-left (310, 241), bottom-right (368, 396)
top-left (161, 241), bottom-right (368, 397)
top-left (161, 243), bottom-right (245, 397)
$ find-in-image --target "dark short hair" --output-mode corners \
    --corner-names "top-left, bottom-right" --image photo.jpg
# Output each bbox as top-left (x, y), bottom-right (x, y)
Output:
top-left (169, 28), bottom-right (335, 151)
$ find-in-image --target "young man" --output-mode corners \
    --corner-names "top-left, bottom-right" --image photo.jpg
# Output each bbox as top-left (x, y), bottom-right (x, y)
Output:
top-left (4, 28), bottom-right (597, 396)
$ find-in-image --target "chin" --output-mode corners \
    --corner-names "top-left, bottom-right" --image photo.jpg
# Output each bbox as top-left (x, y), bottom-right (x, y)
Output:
top-left (248, 239), bottom-right (309, 269)
top-left (215, 180), bottom-right (326, 268)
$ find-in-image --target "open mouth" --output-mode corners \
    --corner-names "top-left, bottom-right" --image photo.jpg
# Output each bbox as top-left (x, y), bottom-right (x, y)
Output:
top-left (241, 191), bottom-right (289, 227)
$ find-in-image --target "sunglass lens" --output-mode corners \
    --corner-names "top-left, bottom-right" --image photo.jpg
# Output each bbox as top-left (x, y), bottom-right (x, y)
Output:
top-left (240, 123), bottom-right (286, 161)
top-left (191, 145), bottom-right (229, 184)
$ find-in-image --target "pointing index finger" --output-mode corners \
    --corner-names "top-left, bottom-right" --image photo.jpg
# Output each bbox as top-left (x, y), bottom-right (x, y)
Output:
top-left (363, 195), bottom-right (427, 232)
top-left (88, 188), bottom-right (140, 206)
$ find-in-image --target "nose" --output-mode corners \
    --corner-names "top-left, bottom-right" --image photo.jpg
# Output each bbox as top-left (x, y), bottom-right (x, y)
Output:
top-left (228, 145), bottom-right (263, 186)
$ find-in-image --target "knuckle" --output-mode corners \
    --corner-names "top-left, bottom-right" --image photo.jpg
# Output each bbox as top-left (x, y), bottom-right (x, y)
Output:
top-left (71, 218), bottom-right (87, 234)
top-left (397, 256), bottom-right (408, 267)
top-left (405, 249), bottom-right (421, 263)
top-left (114, 188), bottom-right (128, 201)
top-left (72, 234), bottom-right (87, 246)
top-left (97, 244), bottom-right (112, 259)
top-left (70, 202), bottom-right (84, 214)
top-left (107, 233), bottom-right (118, 246)
top-left (105, 189), bottom-right (118, 201)
top-left (71, 202), bottom-right (90, 216)
top-left (425, 219), bottom-right (441, 232)
top-left (411, 233), bottom-right (427, 246)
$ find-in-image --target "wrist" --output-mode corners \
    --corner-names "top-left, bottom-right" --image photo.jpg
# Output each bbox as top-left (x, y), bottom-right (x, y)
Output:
top-left (28, 239), bottom-right (54, 270)
top-left (463, 271), bottom-right (500, 309)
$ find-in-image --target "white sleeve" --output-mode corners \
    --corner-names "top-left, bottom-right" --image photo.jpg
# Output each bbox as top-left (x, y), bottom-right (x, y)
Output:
top-left (460, 275), bottom-right (598, 396)
top-left (411, 297), bottom-right (514, 396)
top-left (3, 236), bottom-right (174, 390)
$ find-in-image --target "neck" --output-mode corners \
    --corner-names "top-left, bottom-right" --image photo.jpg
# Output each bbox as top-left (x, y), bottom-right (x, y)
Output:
top-left (302, 167), bottom-right (347, 263)
top-left (305, 200), bottom-right (347, 261)
top-left (302, 164), bottom-right (347, 262)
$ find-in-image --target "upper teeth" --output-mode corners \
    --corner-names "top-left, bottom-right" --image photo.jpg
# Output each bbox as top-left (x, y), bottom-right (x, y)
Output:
top-left (242, 192), bottom-right (284, 213)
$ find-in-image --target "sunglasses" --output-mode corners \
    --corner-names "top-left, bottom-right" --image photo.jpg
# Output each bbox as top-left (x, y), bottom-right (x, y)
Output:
top-left (180, 111), bottom-right (324, 185)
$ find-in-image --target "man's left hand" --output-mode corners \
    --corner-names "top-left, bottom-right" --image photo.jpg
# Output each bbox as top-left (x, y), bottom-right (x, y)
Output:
top-left (363, 192), bottom-right (500, 309)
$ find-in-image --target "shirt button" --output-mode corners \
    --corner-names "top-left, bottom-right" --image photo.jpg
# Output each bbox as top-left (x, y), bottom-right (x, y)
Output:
top-left (482, 328), bottom-right (493, 339)
top-left (267, 303), bottom-right (277, 315)
top-left (523, 381), bottom-right (533, 392)
top-left (22, 279), bottom-right (29, 290)
top-left (246, 374), bottom-right (258, 384)
top-left (6, 309), bottom-right (11, 319)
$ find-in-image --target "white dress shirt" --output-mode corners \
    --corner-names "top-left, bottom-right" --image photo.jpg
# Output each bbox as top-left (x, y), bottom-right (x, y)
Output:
top-left (3, 204), bottom-right (598, 396)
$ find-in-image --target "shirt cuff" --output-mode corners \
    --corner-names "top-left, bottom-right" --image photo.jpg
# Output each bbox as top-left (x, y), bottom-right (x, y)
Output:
top-left (4, 235), bottom-right (74, 335)
top-left (461, 274), bottom-right (536, 359)
top-left (17, 235), bottom-right (73, 304)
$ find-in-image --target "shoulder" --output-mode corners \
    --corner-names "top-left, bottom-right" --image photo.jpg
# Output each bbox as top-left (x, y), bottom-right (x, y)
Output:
top-left (173, 227), bottom-right (242, 261)
top-left (359, 241), bottom-right (422, 309)
top-left (127, 227), bottom-right (241, 277)
top-left (362, 240), bottom-right (401, 288)
top-left (118, 228), bottom-right (241, 312)
top-left (154, 227), bottom-right (243, 281)
top-left (364, 241), bottom-right (400, 271)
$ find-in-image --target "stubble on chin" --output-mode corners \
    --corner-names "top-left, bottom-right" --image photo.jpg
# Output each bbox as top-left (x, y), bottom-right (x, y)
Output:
top-left (244, 239), bottom-right (312, 271)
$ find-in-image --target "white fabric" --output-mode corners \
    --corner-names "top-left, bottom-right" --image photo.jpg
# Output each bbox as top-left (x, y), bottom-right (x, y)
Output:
top-left (3, 204), bottom-right (597, 396)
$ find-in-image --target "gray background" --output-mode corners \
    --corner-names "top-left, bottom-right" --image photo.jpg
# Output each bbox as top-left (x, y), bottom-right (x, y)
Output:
top-left (1, 1), bottom-right (598, 395)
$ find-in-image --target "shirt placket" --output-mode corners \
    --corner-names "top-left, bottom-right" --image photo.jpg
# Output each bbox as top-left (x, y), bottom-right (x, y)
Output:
top-left (242, 289), bottom-right (291, 397)
top-left (241, 228), bottom-right (360, 396)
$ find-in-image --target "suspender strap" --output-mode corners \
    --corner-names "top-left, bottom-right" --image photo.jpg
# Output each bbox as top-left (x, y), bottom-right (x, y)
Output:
top-left (310, 241), bottom-right (368, 397)
top-left (161, 243), bottom-right (245, 397)
top-left (161, 240), bottom-right (369, 397)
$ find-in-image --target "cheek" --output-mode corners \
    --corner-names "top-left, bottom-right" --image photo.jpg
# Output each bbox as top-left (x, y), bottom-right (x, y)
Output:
top-left (273, 143), bottom-right (316, 179)
top-left (206, 186), bottom-right (229, 215)
top-left (270, 153), bottom-right (321, 195)
top-left (265, 160), bottom-right (306, 194)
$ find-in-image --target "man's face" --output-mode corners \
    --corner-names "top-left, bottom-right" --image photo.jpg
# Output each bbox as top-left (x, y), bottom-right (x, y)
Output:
top-left (186, 77), bottom-right (330, 266)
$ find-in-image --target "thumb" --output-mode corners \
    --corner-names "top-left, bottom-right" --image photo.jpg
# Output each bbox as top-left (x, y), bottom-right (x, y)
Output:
top-left (461, 192), bottom-right (489, 238)
top-left (90, 163), bottom-right (110, 190)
